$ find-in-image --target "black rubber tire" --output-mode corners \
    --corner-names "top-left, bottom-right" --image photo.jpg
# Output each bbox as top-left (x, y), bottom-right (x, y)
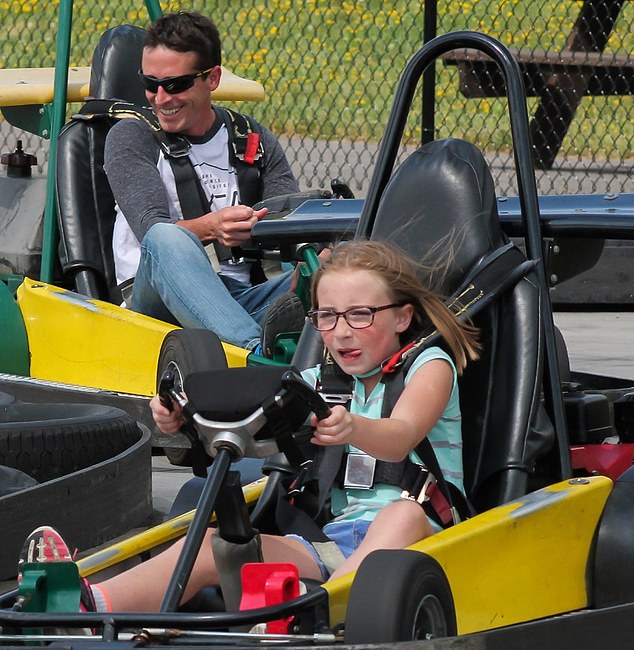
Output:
top-left (344, 549), bottom-right (457, 643)
top-left (157, 328), bottom-right (227, 466)
top-left (0, 403), bottom-right (141, 483)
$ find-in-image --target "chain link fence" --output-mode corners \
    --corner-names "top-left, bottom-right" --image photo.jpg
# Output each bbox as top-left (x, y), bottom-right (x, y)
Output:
top-left (0, 0), bottom-right (632, 197)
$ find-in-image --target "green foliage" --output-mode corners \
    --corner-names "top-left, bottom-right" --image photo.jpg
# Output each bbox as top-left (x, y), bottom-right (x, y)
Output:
top-left (0, 0), bottom-right (632, 159)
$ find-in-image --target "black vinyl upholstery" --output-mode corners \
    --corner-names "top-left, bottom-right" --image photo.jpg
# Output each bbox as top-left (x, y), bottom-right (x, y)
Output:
top-left (56, 25), bottom-right (147, 302)
top-left (370, 138), bottom-right (554, 512)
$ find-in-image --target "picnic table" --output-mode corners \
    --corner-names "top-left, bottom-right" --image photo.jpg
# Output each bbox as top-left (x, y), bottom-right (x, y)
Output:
top-left (441, 0), bottom-right (633, 169)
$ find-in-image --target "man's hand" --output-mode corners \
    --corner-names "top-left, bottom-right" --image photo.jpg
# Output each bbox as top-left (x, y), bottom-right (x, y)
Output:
top-left (179, 205), bottom-right (267, 246)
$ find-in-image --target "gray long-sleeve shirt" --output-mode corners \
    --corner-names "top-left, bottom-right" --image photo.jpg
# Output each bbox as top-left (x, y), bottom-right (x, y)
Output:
top-left (104, 109), bottom-right (298, 283)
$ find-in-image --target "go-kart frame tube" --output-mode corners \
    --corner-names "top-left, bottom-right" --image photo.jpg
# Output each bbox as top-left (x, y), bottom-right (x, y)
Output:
top-left (40, 0), bottom-right (162, 284)
top-left (355, 31), bottom-right (571, 479)
top-left (39, 0), bottom-right (72, 284)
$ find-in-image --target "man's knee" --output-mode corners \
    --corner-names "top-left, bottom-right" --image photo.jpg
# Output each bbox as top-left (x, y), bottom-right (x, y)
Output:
top-left (142, 222), bottom-right (200, 255)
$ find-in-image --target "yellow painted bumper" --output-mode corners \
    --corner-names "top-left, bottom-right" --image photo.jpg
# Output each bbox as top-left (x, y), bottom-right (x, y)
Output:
top-left (77, 478), bottom-right (266, 578)
top-left (17, 279), bottom-right (249, 396)
top-left (325, 476), bottom-right (612, 634)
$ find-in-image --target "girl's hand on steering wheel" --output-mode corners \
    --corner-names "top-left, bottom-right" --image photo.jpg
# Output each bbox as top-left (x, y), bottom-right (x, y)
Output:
top-left (150, 394), bottom-right (185, 434)
top-left (310, 405), bottom-right (353, 446)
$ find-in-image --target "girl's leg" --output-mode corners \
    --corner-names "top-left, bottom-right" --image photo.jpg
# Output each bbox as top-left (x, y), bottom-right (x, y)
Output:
top-left (328, 500), bottom-right (433, 581)
top-left (96, 529), bottom-right (324, 612)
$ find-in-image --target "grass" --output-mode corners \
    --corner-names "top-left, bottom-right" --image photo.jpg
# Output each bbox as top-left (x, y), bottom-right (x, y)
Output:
top-left (0, 0), bottom-right (632, 159)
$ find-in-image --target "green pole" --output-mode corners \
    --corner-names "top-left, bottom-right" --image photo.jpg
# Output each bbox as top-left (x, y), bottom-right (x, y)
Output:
top-left (145, 0), bottom-right (163, 22)
top-left (39, 0), bottom-right (72, 283)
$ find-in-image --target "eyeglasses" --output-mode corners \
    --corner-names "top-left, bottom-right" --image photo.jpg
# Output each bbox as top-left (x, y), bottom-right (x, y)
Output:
top-left (138, 66), bottom-right (215, 94)
top-left (308, 304), bottom-right (402, 331)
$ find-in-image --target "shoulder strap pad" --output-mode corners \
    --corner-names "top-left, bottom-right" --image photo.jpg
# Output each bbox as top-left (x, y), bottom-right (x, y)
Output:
top-left (74, 99), bottom-right (158, 128)
top-left (73, 99), bottom-right (192, 158)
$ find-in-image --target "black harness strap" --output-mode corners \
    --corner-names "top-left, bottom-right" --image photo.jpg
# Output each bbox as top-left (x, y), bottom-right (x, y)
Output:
top-left (215, 107), bottom-right (267, 284)
top-left (287, 241), bottom-right (537, 532)
top-left (215, 106), bottom-right (264, 209)
top-left (74, 100), bottom-right (266, 272)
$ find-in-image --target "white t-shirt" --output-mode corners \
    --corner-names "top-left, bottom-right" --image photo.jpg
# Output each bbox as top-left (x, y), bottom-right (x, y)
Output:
top-left (112, 124), bottom-right (249, 286)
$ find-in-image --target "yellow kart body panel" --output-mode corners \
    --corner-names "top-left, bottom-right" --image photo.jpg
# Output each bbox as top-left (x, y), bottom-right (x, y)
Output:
top-left (0, 65), bottom-right (264, 107)
top-left (17, 278), bottom-right (249, 396)
top-left (77, 478), bottom-right (267, 578)
top-left (324, 476), bottom-right (612, 634)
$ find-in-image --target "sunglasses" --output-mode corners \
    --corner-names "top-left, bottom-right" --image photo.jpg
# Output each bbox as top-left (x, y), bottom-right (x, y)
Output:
top-left (138, 66), bottom-right (216, 94)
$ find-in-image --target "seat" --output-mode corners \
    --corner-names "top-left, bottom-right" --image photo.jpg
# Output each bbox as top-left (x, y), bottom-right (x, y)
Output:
top-left (56, 25), bottom-right (147, 302)
top-left (367, 138), bottom-right (557, 512)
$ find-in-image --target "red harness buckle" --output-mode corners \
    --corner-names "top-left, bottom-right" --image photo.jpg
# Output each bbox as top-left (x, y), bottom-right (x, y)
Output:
top-left (244, 132), bottom-right (260, 164)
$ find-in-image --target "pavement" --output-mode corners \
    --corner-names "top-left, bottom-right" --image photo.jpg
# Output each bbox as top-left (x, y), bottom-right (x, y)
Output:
top-left (553, 310), bottom-right (634, 381)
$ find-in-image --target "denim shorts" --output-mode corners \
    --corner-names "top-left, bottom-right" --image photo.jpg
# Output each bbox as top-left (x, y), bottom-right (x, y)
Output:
top-left (287, 518), bottom-right (371, 581)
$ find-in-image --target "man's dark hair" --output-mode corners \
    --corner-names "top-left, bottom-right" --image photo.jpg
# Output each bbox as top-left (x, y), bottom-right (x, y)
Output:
top-left (145, 12), bottom-right (222, 70)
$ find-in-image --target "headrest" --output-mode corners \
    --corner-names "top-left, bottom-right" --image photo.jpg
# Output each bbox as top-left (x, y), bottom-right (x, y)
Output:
top-left (371, 138), bottom-right (507, 297)
top-left (89, 24), bottom-right (148, 105)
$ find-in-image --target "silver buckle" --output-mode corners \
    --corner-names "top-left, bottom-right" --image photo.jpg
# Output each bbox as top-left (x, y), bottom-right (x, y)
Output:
top-left (400, 466), bottom-right (436, 504)
top-left (343, 453), bottom-right (376, 489)
top-left (318, 392), bottom-right (352, 405)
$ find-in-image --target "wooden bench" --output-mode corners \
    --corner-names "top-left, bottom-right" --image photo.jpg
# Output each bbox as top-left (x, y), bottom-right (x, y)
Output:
top-left (440, 0), bottom-right (633, 169)
top-left (441, 48), bottom-right (634, 98)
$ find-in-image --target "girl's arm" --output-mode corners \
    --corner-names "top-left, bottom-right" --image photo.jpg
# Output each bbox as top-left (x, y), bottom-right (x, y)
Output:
top-left (310, 358), bottom-right (453, 462)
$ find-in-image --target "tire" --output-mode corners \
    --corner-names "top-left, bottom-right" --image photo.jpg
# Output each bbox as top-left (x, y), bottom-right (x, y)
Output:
top-left (0, 403), bottom-right (141, 483)
top-left (157, 329), bottom-right (227, 466)
top-left (344, 549), bottom-right (457, 643)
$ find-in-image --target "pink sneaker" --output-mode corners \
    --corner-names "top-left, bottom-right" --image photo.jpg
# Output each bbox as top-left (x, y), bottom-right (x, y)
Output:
top-left (18, 525), bottom-right (73, 565)
top-left (18, 525), bottom-right (96, 612)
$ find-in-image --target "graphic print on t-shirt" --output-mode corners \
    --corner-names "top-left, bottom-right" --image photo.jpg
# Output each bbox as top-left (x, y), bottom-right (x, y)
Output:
top-left (193, 161), bottom-right (240, 211)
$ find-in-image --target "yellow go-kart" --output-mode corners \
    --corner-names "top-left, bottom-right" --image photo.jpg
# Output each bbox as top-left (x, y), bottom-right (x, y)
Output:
top-left (2, 30), bottom-right (634, 649)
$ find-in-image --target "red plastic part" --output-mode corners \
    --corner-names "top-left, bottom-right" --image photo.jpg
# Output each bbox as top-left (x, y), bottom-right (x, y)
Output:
top-left (570, 443), bottom-right (634, 480)
top-left (244, 133), bottom-right (259, 164)
top-left (239, 562), bottom-right (300, 634)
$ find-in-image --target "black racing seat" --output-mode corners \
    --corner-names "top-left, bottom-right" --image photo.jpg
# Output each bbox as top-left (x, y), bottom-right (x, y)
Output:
top-left (368, 138), bottom-right (556, 512)
top-left (56, 25), bottom-right (147, 302)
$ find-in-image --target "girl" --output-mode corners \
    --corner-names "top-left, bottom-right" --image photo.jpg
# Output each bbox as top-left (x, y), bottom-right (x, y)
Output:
top-left (22, 239), bottom-right (478, 611)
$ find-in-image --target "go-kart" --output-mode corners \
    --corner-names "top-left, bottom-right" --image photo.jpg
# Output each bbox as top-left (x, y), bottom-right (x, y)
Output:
top-left (2, 30), bottom-right (634, 650)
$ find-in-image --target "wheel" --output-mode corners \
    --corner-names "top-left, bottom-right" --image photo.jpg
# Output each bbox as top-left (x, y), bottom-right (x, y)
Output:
top-left (157, 329), bottom-right (227, 466)
top-left (0, 403), bottom-right (141, 482)
top-left (344, 549), bottom-right (457, 643)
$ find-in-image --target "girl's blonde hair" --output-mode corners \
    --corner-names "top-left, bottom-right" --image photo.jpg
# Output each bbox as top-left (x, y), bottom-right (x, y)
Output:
top-left (311, 240), bottom-right (480, 374)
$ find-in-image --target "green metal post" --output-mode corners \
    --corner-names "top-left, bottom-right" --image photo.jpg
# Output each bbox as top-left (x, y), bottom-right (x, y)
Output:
top-left (145, 0), bottom-right (163, 22)
top-left (39, 0), bottom-right (73, 283)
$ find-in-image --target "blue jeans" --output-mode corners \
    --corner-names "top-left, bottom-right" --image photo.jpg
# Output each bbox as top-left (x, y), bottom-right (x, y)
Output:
top-left (287, 518), bottom-right (371, 581)
top-left (322, 518), bottom-right (371, 558)
top-left (131, 223), bottom-right (293, 348)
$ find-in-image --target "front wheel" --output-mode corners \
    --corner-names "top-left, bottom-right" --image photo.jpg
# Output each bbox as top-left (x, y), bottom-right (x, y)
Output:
top-left (344, 549), bottom-right (457, 643)
top-left (157, 329), bottom-right (227, 466)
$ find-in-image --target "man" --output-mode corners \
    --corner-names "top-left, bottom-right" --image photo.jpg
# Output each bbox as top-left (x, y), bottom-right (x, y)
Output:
top-left (104, 11), bottom-right (302, 352)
